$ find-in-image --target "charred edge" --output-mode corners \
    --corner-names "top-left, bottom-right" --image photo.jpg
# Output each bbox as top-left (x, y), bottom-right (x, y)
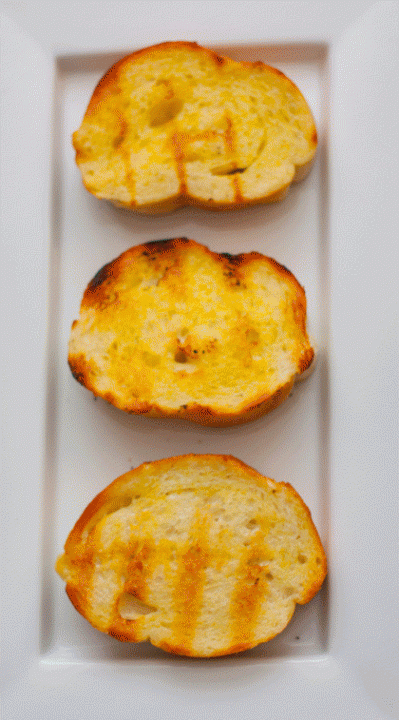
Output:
top-left (272, 67), bottom-right (287, 78)
top-left (268, 258), bottom-right (293, 277)
top-left (183, 405), bottom-right (219, 422)
top-left (298, 346), bottom-right (315, 374)
top-left (266, 257), bottom-right (302, 287)
top-left (100, 389), bottom-right (153, 415)
top-left (220, 252), bottom-right (243, 266)
top-left (142, 237), bottom-right (189, 255)
top-left (103, 391), bottom-right (118, 405)
top-left (220, 250), bottom-right (265, 267)
top-left (243, 382), bottom-right (293, 416)
top-left (108, 623), bottom-right (136, 642)
top-left (68, 354), bottom-right (99, 397)
top-left (66, 579), bottom-right (92, 621)
top-left (88, 261), bottom-right (115, 291)
top-left (311, 128), bottom-right (318, 145)
top-left (126, 402), bottom-right (153, 415)
top-left (220, 252), bottom-right (247, 286)
top-left (68, 356), bottom-right (89, 388)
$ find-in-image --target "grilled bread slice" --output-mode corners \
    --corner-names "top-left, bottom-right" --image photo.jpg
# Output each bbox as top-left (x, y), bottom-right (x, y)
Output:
top-left (73, 41), bottom-right (317, 213)
top-left (68, 238), bottom-right (314, 426)
top-left (56, 454), bottom-right (327, 657)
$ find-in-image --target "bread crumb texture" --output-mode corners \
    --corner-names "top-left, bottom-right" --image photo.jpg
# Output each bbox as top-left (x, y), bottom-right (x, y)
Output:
top-left (56, 454), bottom-right (327, 657)
top-left (68, 238), bottom-right (314, 425)
top-left (73, 41), bottom-right (317, 212)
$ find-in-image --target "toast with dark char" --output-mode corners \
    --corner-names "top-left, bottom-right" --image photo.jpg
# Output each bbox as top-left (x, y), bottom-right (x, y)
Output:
top-left (68, 238), bottom-right (315, 426)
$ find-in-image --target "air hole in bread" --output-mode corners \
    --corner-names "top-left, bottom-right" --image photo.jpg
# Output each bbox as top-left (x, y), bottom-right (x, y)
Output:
top-left (148, 97), bottom-right (184, 127)
top-left (284, 586), bottom-right (295, 598)
top-left (174, 349), bottom-right (188, 363)
top-left (266, 572), bottom-right (274, 580)
top-left (211, 164), bottom-right (247, 176)
top-left (117, 592), bottom-right (157, 619)
top-left (246, 518), bottom-right (259, 530)
top-left (297, 553), bottom-right (307, 564)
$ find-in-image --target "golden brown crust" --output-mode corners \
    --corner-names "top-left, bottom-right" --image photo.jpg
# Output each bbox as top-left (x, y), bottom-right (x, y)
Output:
top-left (56, 454), bottom-right (327, 657)
top-left (73, 42), bottom-right (317, 213)
top-left (68, 238), bottom-right (314, 426)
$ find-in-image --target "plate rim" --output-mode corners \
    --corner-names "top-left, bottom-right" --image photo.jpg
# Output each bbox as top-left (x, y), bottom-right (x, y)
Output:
top-left (1, 3), bottom-right (398, 718)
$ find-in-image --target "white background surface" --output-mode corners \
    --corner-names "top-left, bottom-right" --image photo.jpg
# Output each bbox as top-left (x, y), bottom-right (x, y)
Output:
top-left (1, 2), bottom-right (398, 719)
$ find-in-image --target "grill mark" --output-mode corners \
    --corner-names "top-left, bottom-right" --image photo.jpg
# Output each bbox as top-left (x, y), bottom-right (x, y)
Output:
top-left (113, 111), bottom-right (128, 148)
top-left (172, 123), bottom-right (246, 203)
top-left (171, 132), bottom-right (188, 195)
top-left (113, 109), bottom-right (136, 205)
top-left (108, 537), bottom-right (154, 642)
top-left (172, 518), bottom-right (209, 651)
top-left (224, 115), bottom-right (243, 203)
top-left (123, 540), bottom-right (152, 601)
top-left (229, 540), bottom-right (269, 648)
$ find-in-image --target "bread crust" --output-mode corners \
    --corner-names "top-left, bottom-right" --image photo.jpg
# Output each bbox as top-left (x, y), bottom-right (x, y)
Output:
top-left (56, 454), bottom-right (327, 657)
top-left (73, 41), bottom-right (317, 213)
top-left (68, 238), bottom-right (315, 425)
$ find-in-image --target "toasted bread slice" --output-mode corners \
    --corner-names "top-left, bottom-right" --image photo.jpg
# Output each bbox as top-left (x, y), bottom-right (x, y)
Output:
top-left (68, 238), bottom-right (314, 426)
top-left (73, 41), bottom-right (317, 213)
top-left (56, 454), bottom-right (327, 657)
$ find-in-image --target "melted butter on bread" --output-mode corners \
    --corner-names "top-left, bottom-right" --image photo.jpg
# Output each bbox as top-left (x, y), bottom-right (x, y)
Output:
top-left (68, 238), bottom-right (314, 425)
top-left (56, 454), bottom-right (327, 657)
top-left (73, 41), bottom-right (317, 213)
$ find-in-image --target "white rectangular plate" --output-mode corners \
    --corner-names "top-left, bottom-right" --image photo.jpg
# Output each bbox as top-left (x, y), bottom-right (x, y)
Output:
top-left (1, 3), bottom-right (398, 719)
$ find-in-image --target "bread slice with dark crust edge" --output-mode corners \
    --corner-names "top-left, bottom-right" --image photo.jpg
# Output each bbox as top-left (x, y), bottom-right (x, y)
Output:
top-left (72, 41), bottom-right (317, 213)
top-left (68, 238), bottom-right (315, 426)
top-left (55, 453), bottom-right (327, 657)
